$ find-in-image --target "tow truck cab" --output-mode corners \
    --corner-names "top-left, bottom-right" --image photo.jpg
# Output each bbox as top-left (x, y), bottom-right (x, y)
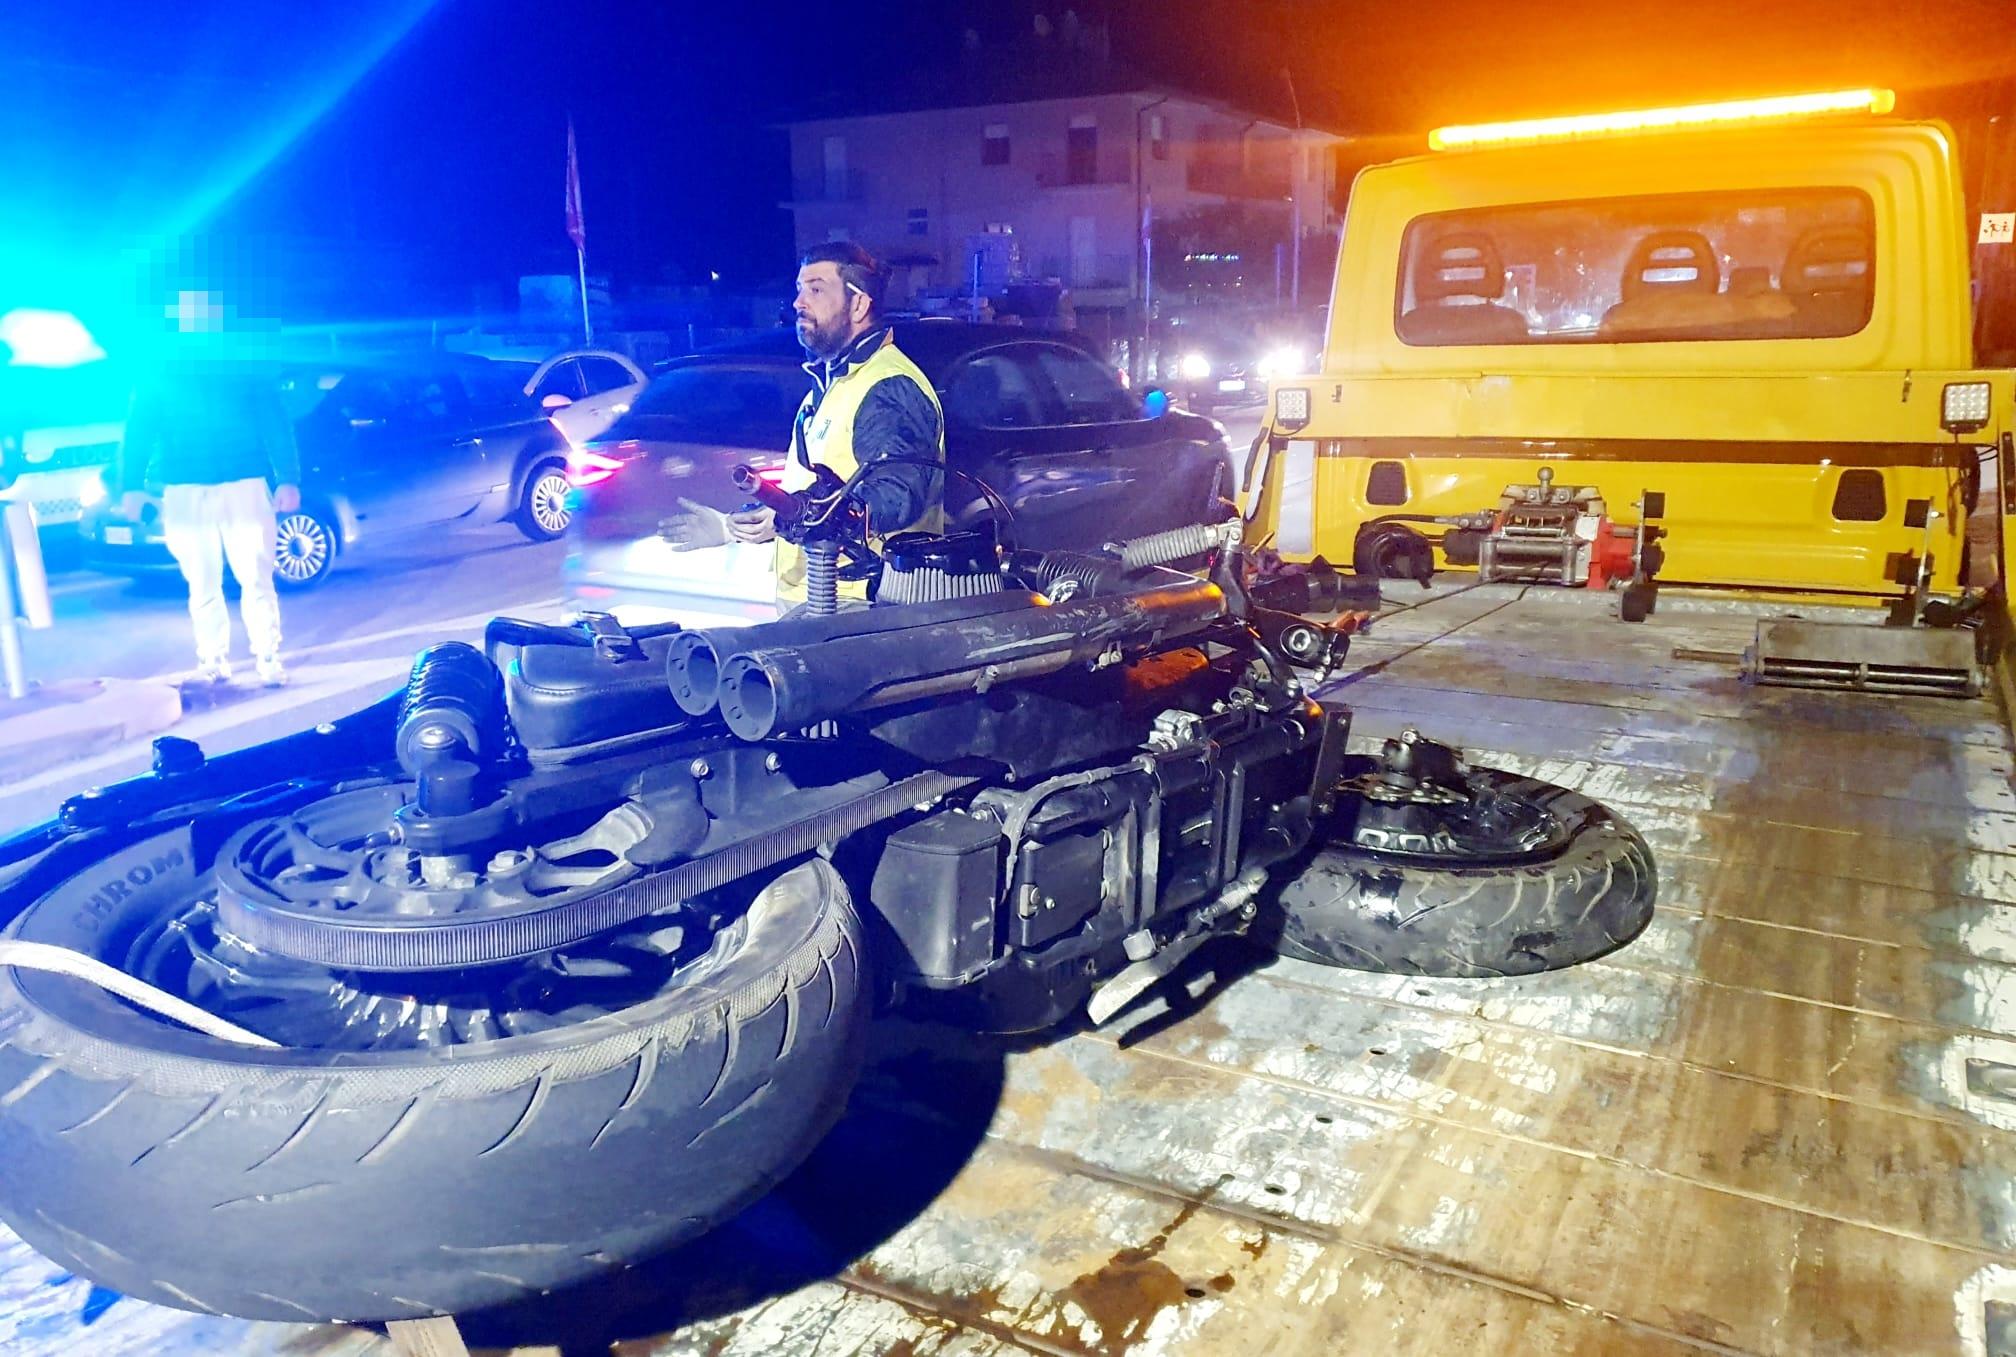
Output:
top-left (1251, 92), bottom-right (2004, 611)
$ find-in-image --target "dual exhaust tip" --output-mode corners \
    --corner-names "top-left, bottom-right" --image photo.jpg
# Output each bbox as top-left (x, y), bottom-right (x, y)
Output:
top-left (666, 632), bottom-right (778, 741)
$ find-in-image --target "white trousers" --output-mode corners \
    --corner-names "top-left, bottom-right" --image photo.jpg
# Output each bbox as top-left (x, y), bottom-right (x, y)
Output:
top-left (159, 478), bottom-right (282, 666)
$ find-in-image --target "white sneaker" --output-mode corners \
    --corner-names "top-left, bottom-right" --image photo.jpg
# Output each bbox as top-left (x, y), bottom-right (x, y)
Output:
top-left (255, 656), bottom-right (287, 688)
top-left (195, 659), bottom-right (233, 684)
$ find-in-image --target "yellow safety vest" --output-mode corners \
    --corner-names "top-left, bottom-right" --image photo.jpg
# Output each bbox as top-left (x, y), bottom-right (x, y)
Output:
top-left (777, 333), bottom-right (945, 605)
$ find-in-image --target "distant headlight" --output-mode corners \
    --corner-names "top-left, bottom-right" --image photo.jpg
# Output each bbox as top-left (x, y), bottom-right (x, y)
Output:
top-left (1179, 352), bottom-right (1212, 381)
top-left (79, 475), bottom-right (107, 508)
top-left (1257, 347), bottom-right (1308, 381)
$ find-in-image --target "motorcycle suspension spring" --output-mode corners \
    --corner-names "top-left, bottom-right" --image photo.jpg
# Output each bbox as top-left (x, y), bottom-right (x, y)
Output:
top-left (804, 540), bottom-right (840, 616)
top-left (1118, 520), bottom-right (1235, 571)
top-left (396, 641), bottom-right (506, 774)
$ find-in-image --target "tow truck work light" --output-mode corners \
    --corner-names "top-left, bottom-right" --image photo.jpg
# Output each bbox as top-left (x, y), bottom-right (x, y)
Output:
top-left (1941, 381), bottom-right (1993, 435)
top-left (1429, 88), bottom-right (1897, 152)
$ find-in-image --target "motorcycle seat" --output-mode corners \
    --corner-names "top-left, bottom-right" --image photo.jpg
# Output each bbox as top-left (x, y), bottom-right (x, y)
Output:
top-left (485, 618), bottom-right (687, 752)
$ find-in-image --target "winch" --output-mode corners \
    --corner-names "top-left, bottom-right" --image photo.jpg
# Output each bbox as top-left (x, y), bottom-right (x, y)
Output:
top-left (1354, 466), bottom-right (1666, 620)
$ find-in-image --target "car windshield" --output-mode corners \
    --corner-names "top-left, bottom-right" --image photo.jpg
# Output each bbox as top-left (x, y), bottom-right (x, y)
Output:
top-left (1396, 187), bottom-right (1877, 345)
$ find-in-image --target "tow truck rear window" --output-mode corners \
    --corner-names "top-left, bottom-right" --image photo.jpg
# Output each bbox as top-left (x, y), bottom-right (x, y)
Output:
top-left (1395, 187), bottom-right (1875, 346)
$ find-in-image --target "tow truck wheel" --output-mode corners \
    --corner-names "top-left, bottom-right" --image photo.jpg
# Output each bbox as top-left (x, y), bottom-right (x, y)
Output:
top-left (0, 826), bottom-right (871, 1324)
top-left (1263, 751), bottom-right (1656, 978)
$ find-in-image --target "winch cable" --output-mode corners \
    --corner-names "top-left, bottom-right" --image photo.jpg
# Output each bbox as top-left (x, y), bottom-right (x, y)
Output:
top-left (0, 940), bottom-right (280, 1047)
top-left (1322, 581), bottom-right (1542, 689)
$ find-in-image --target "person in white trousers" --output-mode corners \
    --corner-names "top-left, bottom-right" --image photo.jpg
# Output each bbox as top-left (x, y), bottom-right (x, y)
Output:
top-left (115, 361), bottom-right (302, 687)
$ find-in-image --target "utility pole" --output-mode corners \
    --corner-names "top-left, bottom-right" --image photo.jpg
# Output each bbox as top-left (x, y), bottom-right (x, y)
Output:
top-left (1135, 93), bottom-right (1173, 386)
top-left (1283, 68), bottom-right (1305, 311)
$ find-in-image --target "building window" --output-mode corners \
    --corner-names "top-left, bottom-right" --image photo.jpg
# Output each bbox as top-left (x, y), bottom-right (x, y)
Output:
top-left (822, 135), bottom-right (847, 200)
top-left (1067, 114), bottom-right (1098, 185)
top-left (907, 208), bottom-right (929, 237)
top-left (982, 123), bottom-right (1010, 166)
top-left (1149, 113), bottom-right (1168, 161)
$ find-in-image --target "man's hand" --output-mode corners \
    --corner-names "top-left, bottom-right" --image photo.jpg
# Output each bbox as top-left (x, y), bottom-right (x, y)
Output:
top-left (658, 498), bottom-right (733, 551)
top-left (118, 491), bottom-right (148, 522)
top-left (727, 505), bottom-right (777, 544)
top-left (273, 484), bottom-right (302, 514)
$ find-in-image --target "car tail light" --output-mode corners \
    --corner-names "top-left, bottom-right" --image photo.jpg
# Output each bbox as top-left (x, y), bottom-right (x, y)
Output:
top-left (566, 447), bottom-right (627, 488)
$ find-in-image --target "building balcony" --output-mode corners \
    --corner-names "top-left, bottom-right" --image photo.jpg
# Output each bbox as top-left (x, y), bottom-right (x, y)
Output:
top-left (1185, 165), bottom-right (1293, 201)
top-left (1032, 149), bottom-right (1131, 190)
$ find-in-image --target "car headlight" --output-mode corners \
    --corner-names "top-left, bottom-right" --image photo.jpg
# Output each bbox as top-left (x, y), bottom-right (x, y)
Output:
top-left (1942, 381), bottom-right (1993, 434)
top-left (1257, 347), bottom-right (1308, 381)
top-left (1275, 386), bottom-right (1311, 431)
top-left (1179, 352), bottom-right (1212, 381)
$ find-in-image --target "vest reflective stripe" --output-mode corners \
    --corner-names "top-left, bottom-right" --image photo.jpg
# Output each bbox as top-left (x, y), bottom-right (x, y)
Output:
top-left (777, 334), bottom-right (945, 604)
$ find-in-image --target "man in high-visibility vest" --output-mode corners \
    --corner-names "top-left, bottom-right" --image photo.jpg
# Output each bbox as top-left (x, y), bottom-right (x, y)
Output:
top-left (664, 244), bottom-right (944, 606)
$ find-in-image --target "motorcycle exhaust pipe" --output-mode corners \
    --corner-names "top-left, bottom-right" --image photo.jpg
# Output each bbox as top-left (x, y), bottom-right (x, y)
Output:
top-left (666, 591), bottom-right (1041, 716)
top-left (715, 581), bottom-right (1227, 740)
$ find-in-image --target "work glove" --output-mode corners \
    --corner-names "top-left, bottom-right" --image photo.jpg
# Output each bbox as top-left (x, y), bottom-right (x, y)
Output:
top-left (658, 498), bottom-right (733, 551)
top-left (727, 505), bottom-right (777, 544)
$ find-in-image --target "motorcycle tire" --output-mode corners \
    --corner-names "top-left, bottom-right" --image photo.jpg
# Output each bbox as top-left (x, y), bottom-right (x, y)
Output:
top-left (1266, 771), bottom-right (1655, 978)
top-left (0, 832), bottom-right (871, 1324)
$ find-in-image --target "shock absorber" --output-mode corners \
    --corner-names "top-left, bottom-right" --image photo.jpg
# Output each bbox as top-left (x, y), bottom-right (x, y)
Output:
top-left (396, 643), bottom-right (507, 818)
top-left (803, 540), bottom-right (841, 616)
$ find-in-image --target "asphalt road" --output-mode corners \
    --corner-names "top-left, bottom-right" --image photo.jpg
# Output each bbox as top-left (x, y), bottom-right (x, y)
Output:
top-left (0, 521), bottom-right (572, 834)
top-left (0, 404), bottom-right (1267, 836)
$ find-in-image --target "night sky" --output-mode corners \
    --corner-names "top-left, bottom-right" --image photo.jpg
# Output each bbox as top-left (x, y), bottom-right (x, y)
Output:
top-left (5, 0), bottom-right (2015, 324)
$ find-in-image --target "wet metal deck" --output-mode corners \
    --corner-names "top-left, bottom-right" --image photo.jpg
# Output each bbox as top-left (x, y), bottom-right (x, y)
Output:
top-left (5, 586), bottom-right (2015, 1356)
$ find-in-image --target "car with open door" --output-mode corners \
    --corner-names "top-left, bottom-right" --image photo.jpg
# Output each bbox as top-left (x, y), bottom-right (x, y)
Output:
top-left (523, 347), bottom-right (649, 449)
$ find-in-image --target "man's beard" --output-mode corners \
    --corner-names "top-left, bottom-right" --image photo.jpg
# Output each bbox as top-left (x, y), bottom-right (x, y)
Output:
top-left (796, 313), bottom-right (849, 359)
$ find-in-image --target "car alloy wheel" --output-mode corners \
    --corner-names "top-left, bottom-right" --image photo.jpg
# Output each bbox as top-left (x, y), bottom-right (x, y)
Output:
top-left (274, 511), bottom-right (335, 587)
top-left (519, 464), bottom-right (574, 540)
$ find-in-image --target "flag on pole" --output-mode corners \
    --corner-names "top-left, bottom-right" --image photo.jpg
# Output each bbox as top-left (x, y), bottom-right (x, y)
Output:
top-left (564, 119), bottom-right (586, 251)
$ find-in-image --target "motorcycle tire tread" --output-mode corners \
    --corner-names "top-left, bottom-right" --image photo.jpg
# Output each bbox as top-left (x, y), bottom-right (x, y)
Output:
top-left (0, 860), bottom-right (871, 1325)
top-left (1266, 773), bottom-right (1656, 978)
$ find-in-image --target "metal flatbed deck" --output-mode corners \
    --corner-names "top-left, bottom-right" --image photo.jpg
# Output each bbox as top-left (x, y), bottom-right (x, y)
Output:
top-left (6, 585), bottom-right (2013, 1356)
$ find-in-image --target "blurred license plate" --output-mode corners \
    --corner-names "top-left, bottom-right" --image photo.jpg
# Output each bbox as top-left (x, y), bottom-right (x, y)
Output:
top-left (103, 526), bottom-right (133, 545)
top-left (1217, 379), bottom-right (1247, 393)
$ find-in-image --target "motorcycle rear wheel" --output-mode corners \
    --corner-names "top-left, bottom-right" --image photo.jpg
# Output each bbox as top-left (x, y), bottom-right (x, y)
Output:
top-left (0, 828), bottom-right (870, 1324)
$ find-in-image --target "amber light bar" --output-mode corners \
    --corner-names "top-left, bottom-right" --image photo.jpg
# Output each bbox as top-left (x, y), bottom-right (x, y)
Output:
top-left (1428, 88), bottom-right (1897, 151)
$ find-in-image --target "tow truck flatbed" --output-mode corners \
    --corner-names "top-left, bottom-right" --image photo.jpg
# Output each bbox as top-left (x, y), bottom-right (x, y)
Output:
top-left (4, 587), bottom-right (2012, 1356)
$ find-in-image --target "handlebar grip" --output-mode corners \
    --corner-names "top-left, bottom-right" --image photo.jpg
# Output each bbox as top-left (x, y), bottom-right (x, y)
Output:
top-left (731, 464), bottom-right (801, 522)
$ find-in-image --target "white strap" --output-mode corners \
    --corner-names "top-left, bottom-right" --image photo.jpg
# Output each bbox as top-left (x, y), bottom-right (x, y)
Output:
top-left (0, 940), bottom-right (280, 1048)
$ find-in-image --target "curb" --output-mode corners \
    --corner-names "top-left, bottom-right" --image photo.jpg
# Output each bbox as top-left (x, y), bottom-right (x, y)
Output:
top-left (0, 679), bottom-right (183, 787)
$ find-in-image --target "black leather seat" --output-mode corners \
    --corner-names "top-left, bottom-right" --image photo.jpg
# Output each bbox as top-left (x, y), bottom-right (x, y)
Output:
top-left (1784, 224), bottom-right (1875, 336)
top-left (1598, 230), bottom-right (1723, 337)
top-left (484, 618), bottom-right (688, 753)
top-left (1396, 232), bottom-right (1530, 345)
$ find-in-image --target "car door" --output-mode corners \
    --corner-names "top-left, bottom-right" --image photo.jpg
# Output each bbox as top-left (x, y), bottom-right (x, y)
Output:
top-left (546, 351), bottom-right (649, 448)
top-left (335, 371), bottom-right (489, 532)
top-left (943, 340), bottom-right (1221, 551)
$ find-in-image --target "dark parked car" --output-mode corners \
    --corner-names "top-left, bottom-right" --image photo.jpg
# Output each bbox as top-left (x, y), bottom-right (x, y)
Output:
top-left (82, 354), bottom-right (578, 588)
top-left (566, 322), bottom-right (1239, 624)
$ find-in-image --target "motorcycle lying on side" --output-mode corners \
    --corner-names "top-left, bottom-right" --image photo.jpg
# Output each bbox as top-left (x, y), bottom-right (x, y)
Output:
top-left (0, 457), bottom-right (1656, 1325)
